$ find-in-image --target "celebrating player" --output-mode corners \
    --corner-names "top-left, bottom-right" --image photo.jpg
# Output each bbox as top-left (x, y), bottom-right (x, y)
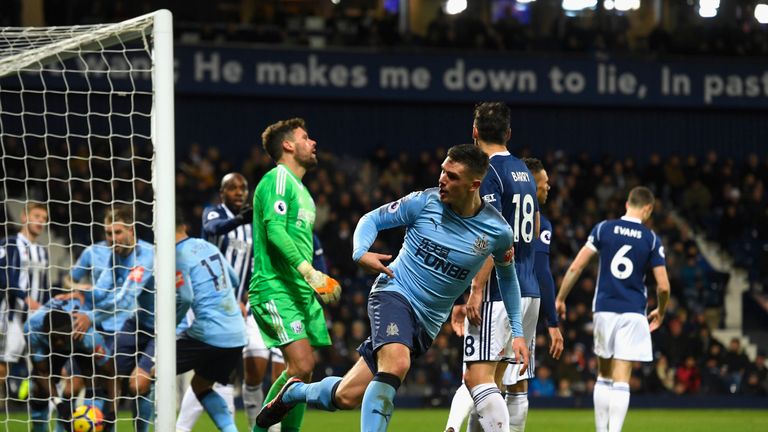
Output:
top-left (256, 144), bottom-right (529, 432)
top-left (556, 186), bottom-right (670, 432)
top-left (249, 118), bottom-right (340, 432)
top-left (0, 202), bottom-right (49, 403)
top-left (175, 211), bottom-right (247, 432)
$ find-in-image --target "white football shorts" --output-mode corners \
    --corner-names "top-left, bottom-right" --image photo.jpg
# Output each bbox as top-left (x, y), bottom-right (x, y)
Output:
top-left (502, 297), bottom-right (539, 385)
top-left (592, 311), bottom-right (653, 362)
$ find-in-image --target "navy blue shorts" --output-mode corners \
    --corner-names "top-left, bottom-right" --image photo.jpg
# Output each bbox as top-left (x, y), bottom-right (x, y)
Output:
top-left (115, 318), bottom-right (155, 375)
top-left (356, 291), bottom-right (433, 374)
top-left (177, 337), bottom-right (243, 384)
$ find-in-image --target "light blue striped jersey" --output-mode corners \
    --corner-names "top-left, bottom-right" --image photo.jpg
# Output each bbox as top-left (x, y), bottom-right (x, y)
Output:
top-left (587, 216), bottom-right (666, 314)
top-left (175, 237), bottom-right (247, 348)
top-left (353, 188), bottom-right (522, 339)
top-left (70, 241), bottom-right (111, 285)
top-left (481, 151), bottom-right (540, 300)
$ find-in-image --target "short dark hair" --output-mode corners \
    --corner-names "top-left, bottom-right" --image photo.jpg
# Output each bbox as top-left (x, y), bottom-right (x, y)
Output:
top-left (43, 308), bottom-right (72, 334)
top-left (261, 118), bottom-right (307, 162)
top-left (628, 186), bottom-right (655, 208)
top-left (523, 157), bottom-right (544, 174)
top-left (473, 102), bottom-right (510, 144)
top-left (220, 172), bottom-right (247, 192)
top-left (104, 205), bottom-right (134, 225)
top-left (447, 144), bottom-right (489, 179)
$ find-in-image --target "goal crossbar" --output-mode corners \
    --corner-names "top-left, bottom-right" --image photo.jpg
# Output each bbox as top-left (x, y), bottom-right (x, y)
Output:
top-left (0, 13), bottom-right (155, 78)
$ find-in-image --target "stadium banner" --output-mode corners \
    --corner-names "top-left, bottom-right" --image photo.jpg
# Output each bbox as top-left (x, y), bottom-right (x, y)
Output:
top-left (5, 44), bottom-right (768, 109)
top-left (173, 46), bottom-right (768, 109)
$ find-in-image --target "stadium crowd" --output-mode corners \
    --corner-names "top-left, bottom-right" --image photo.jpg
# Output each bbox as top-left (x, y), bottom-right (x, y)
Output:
top-left (172, 142), bottom-right (768, 402)
top-left (4, 0), bottom-right (768, 58)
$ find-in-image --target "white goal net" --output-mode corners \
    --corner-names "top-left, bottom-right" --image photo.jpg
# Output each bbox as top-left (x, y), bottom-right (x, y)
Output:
top-left (0, 10), bottom-right (175, 431)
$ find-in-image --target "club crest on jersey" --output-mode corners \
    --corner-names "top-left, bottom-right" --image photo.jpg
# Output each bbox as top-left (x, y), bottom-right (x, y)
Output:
top-left (472, 234), bottom-right (489, 255)
top-left (386, 322), bottom-right (399, 336)
top-left (541, 230), bottom-right (552, 245)
top-left (274, 200), bottom-right (287, 215)
top-left (290, 320), bottom-right (304, 334)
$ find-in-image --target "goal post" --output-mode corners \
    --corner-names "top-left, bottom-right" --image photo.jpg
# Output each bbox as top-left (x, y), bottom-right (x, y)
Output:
top-left (0, 9), bottom-right (175, 430)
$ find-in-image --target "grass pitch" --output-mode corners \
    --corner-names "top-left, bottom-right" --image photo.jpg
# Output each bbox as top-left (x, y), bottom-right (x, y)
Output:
top-left (4, 408), bottom-right (767, 431)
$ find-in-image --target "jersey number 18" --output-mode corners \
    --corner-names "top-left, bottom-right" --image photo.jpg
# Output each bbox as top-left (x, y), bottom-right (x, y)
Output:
top-left (511, 193), bottom-right (535, 243)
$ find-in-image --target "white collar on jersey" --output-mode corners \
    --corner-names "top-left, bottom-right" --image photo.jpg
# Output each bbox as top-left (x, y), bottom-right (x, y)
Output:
top-left (17, 232), bottom-right (31, 244)
top-left (620, 216), bottom-right (642, 224)
top-left (489, 150), bottom-right (510, 158)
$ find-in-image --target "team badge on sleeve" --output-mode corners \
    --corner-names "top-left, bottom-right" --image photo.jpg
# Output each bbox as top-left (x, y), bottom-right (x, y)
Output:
top-left (387, 200), bottom-right (401, 213)
top-left (206, 211), bottom-right (219, 220)
top-left (541, 230), bottom-right (552, 245)
top-left (659, 246), bottom-right (665, 258)
top-left (175, 271), bottom-right (184, 289)
top-left (274, 200), bottom-right (287, 215)
top-left (503, 247), bottom-right (515, 264)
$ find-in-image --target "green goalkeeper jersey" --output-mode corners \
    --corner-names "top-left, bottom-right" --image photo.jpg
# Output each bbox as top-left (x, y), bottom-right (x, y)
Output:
top-left (250, 164), bottom-right (316, 303)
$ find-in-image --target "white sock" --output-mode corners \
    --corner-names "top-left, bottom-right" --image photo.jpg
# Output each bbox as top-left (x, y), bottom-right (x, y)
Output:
top-left (470, 383), bottom-right (509, 432)
top-left (267, 425), bottom-right (282, 432)
top-left (593, 377), bottom-right (613, 432)
top-left (506, 392), bottom-right (528, 432)
top-left (467, 411), bottom-right (482, 432)
top-left (175, 383), bottom-right (235, 432)
top-left (445, 384), bottom-right (473, 431)
top-left (608, 382), bottom-right (630, 432)
top-left (217, 383), bottom-right (236, 418)
top-left (176, 386), bottom-right (203, 432)
top-left (242, 383), bottom-right (264, 429)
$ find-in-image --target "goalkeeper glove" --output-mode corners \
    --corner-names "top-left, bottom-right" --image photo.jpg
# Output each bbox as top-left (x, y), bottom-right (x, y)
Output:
top-left (297, 261), bottom-right (341, 304)
top-left (236, 205), bottom-right (253, 224)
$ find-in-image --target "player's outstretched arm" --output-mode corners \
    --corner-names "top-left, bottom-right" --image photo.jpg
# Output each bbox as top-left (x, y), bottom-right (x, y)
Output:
top-left (556, 245), bottom-right (596, 320)
top-left (648, 265), bottom-right (671, 332)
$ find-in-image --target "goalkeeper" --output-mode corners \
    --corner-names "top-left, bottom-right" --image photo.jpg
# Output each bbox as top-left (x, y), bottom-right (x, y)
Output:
top-left (249, 118), bottom-right (340, 432)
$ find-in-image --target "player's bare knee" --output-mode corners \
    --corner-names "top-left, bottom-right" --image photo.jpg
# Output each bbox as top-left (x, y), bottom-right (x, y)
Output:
top-left (332, 387), bottom-right (363, 410)
top-left (507, 380), bottom-right (527, 393)
top-left (287, 358), bottom-right (314, 382)
top-left (379, 358), bottom-right (410, 380)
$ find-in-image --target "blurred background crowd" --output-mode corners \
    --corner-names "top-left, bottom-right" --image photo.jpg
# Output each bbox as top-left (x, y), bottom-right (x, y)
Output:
top-left (3, 0), bottom-right (768, 57)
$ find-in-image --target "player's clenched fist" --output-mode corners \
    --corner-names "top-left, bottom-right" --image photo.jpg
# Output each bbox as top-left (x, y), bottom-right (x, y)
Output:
top-left (297, 261), bottom-right (341, 304)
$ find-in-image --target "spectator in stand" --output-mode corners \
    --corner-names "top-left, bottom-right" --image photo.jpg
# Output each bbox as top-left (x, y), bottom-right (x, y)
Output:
top-left (675, 355), bottom-right (701, 394)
